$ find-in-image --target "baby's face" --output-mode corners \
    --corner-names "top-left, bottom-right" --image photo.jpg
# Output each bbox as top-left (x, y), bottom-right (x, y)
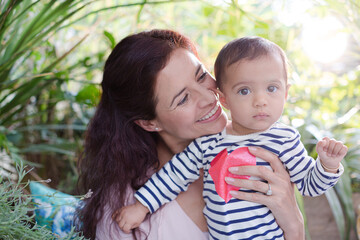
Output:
top-left (220, 53), bottom-right (289, 135)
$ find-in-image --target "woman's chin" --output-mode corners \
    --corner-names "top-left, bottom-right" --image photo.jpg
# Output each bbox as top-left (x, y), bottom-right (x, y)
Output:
top-left (201, 112), bottom-right (228, 135)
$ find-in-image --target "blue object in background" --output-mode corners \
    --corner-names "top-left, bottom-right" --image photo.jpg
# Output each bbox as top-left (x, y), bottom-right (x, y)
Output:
top-left (29, 181), bottom-right (79, 238)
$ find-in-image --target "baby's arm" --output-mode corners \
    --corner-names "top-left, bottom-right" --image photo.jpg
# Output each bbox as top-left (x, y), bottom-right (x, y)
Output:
top-left (316, 137), bottom-right (348, 173)
top-left (278, 126), bottom-right (345, 196)
top-left (113, 138), bottom-right (206, 233)
top-left (113, 200), bottom-right (149, 234)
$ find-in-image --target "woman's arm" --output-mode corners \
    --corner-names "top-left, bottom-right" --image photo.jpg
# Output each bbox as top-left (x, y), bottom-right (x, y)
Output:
top-left (225, 146), bottom-right (305, 240)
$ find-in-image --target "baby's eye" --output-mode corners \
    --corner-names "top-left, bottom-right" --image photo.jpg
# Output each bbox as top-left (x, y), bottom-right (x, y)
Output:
top-left (238, 88), bottom-right (250, 95)
top-left (267, 86), bottom-right (278, 93)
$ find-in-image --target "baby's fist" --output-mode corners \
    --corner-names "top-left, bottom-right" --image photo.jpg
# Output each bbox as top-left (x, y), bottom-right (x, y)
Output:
top-left (316, 137), bottom-right (347, 172)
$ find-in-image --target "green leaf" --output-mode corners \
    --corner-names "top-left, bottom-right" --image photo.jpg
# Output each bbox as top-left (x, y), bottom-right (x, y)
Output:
top-left (334, 164), bottom-right (357, 239)
top-left (325, 188), bottom-right (346, 240)
top-left (75, 84), bottom-right (100, 107)
top-left (20, 144), bottom-right (75, 156)
top-left (16, 124), bottom-right (87, 132)
top-left (103, 30), bottom-right (116, 49)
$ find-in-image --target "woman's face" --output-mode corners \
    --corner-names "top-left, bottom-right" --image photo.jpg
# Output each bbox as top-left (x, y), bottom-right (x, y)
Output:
top-left (153, 48), bottom-right (228, 146)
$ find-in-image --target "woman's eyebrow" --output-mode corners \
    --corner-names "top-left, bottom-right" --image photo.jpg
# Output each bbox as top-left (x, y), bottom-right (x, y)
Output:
top-left (195, 64), bottom-right (203, 77)
top-left (170, 64), bottom-right (203, 108)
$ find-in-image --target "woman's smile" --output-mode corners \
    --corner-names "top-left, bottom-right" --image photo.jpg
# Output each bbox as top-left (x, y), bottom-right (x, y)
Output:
top-left (197, 102), bottom-right (222, 123)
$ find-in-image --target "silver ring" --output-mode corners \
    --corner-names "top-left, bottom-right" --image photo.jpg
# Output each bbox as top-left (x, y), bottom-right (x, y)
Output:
top-left (266, 183), bottom-right (272, 196)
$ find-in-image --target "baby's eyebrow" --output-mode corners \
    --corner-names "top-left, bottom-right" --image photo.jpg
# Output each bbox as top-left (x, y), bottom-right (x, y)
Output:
top-left (267, 79), bottom-right (285, 85)
top-left (231, 81), bottom-right (249, 91)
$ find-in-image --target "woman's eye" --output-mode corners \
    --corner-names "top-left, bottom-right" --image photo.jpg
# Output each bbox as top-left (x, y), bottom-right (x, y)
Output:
top-left (198, 71), bottom-right (207, 82)
top-left (177, 94), bottom-right (188, 106)
top-left (238, 88), bottom-right (250, 95)
top-left (267, 86), bottom-right (278, 93)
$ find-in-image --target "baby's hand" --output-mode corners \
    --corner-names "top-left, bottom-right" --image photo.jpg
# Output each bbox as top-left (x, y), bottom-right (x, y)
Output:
top-left (112, 200), bottom-right (149, 234)
top-left (316, 137), bottom-right (348, 173)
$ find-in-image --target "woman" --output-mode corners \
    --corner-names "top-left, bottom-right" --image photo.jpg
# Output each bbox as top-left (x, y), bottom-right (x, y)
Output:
top-left (76, 29), bottom-right (304, 240)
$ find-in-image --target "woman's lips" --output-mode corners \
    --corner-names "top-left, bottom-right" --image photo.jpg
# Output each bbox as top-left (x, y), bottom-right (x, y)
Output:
top-left (197, 103), bottom-right (222, 123)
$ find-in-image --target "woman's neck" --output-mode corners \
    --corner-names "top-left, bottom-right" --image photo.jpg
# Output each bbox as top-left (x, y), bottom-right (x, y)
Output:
top-left (156, 135), bottom-right (191, 169)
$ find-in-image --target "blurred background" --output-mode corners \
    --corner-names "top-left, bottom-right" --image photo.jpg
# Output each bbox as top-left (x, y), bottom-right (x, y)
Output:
top-left (0, 0), bottom-right (359, 239)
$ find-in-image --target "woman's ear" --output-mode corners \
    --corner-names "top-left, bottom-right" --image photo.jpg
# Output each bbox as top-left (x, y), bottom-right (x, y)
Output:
top-left (135, 119), bottom-right (161, 132)
top-left (216, 89), bottom-right (229, 110)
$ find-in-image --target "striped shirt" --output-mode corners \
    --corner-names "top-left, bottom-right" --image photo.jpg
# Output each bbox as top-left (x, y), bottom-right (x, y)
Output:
top-left (135, 122), bottom-right (343, 240)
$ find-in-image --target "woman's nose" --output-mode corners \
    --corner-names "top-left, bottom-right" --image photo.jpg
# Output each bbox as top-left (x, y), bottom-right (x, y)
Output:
top-left (197, 88), bottom-right (215, 108)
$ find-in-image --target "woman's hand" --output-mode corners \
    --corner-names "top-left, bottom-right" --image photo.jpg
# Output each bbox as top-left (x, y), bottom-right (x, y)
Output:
top-left (225, 146), bottom-right (305, 240)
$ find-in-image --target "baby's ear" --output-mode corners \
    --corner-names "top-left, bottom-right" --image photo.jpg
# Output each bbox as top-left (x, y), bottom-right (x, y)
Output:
top-left (216, 89), bottom-right (229, 109)
top-left (134, 119), bottom-right (161, 132)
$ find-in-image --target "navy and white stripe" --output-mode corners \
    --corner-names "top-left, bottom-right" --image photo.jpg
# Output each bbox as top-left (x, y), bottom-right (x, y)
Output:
top-left (135, 122), bottom-right (343, 240)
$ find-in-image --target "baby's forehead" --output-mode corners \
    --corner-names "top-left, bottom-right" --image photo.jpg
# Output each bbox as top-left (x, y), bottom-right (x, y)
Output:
top-left (219, 60), bottom-right (286, 91)
top-left (226, 53), bottom-right (287, 75)
top-left (233, 51), bottom-right (283, 64)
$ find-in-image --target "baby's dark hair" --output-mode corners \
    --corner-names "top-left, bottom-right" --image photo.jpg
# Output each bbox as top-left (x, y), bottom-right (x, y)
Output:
top-left (214, 36), bottom-right (288, 90)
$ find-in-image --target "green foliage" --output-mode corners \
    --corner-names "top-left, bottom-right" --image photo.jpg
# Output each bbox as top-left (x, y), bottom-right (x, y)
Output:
top-left (0, 0), bottom-right (97, 237)
top-left (0, 0), bottom-right (100, 192)
top-left (0, 163), bottom-right (86, 240)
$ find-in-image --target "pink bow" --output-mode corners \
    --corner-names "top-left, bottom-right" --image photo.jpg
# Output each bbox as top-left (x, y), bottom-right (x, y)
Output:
top-left (209, 147), bottom-right (256, 203)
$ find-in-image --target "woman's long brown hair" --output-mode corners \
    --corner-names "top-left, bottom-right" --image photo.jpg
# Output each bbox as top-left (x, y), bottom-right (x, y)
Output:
top-left (76, 29), bottom-right (197, 239)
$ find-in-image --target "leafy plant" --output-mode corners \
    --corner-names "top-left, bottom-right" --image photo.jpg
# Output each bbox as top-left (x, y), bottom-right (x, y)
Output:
top-left (0, 162), bottom-right (86, 240)
top-left (0, 0), bottom-right (118, 195)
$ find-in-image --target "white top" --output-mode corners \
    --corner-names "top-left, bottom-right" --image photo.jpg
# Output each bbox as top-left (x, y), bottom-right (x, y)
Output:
top-left (96, 186), bottom-right (209, 240)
